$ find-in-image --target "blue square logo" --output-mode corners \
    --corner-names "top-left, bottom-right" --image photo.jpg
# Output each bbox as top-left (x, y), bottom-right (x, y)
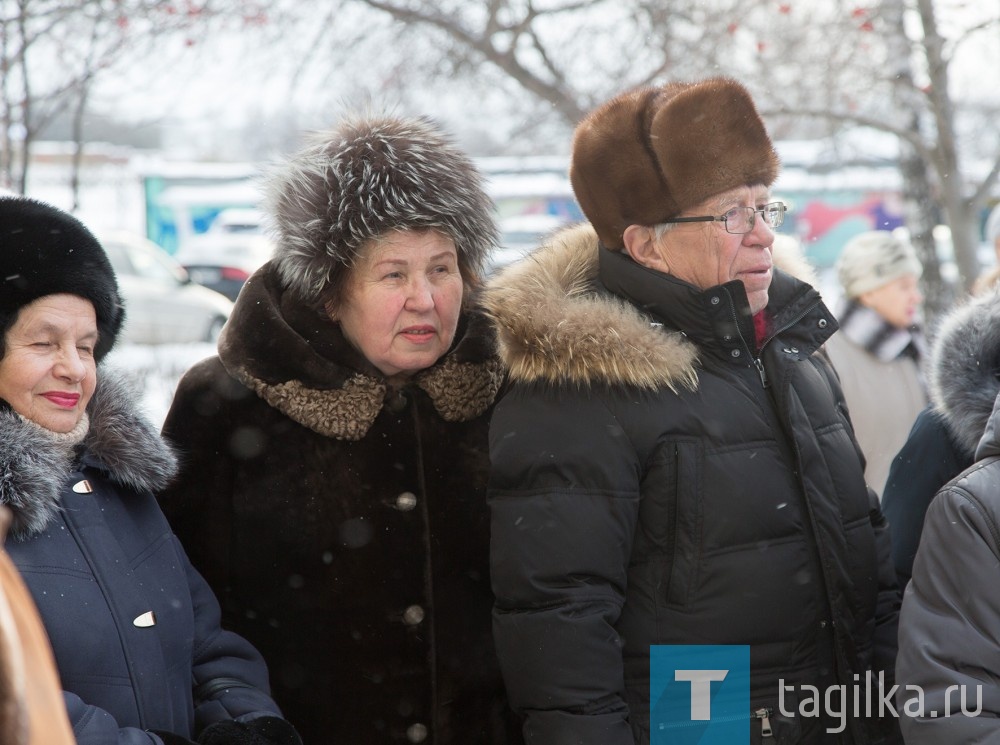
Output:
top-left (650, 645), bottom-right (751, 745)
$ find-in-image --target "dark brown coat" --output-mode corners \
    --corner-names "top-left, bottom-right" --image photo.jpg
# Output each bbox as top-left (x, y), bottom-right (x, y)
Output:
top-left (159, 262), bottom-right (517, 744)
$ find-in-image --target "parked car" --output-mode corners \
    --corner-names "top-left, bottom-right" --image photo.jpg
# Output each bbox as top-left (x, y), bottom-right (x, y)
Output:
top-left (99, 231), bottom-right (234, 345)
top-left (172, 207), bottom-right (274, 301)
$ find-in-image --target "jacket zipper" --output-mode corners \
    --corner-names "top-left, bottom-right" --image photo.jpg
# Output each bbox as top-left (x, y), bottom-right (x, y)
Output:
top-left (753, 706), bottom-right (774, 738)
top-left (721, 286), bottom-right (822, 390)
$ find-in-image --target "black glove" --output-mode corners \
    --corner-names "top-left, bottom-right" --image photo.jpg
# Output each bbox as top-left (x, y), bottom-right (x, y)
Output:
top-left (150, 732), bottom-right (198, 745)
top-left (197, 716), bottom-right (303, 745)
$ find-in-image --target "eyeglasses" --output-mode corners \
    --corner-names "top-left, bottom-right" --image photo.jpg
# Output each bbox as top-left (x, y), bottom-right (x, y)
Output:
top-left (662, 201), bottom-right (786, 234)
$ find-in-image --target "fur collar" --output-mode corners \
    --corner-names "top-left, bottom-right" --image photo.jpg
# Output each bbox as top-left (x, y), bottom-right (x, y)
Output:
top-left (927, 290), bottom-right (1000, 458)
top-left (482, 224), bottom-right (698, 390)
top-left (0, 368), bottom-right (178, 539)
top-left (219, 262), bottom-right (503, 440)
top-left (482, 223), bottom-right (819, 389)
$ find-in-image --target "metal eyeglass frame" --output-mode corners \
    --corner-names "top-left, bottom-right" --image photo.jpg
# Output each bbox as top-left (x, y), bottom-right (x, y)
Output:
top-left (661, 201), bottom-right (787, 234)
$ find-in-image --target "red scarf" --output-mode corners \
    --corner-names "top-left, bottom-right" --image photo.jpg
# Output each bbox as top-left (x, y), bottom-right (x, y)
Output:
top-left (752, 310), bottom-right (769, 350)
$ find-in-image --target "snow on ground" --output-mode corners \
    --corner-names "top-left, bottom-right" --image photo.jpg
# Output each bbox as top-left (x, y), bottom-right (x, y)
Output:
top-left (104, 342), bottom-right (218, 428)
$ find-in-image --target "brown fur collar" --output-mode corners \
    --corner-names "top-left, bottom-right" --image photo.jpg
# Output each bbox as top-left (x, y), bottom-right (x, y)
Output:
top-left (231, 355), bottom-right (503, 441)
top-left (482, 224), bottom-right (815, 390)
top-left (220, 263), bottom-right (503, 441)
top-left (483, 224), bottom-right (698, 390)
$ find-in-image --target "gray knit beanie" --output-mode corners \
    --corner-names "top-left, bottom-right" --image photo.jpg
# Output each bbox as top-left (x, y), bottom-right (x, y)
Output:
top-left (265, 113), bottom-right (499, 306)
top-left (836, 230), bottom-right (923, 299)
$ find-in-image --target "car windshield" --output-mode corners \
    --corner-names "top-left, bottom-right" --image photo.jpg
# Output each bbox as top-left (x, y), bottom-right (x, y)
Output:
top-left (104, 239), bottom-right (185, 284)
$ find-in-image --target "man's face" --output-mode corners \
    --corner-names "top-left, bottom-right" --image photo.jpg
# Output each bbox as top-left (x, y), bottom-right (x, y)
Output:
top-left (652, 185), bottom-right (776, 314)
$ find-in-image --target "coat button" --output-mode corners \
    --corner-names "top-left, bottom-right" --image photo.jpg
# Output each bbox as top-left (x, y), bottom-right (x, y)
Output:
top-left (818, 319), bottom-right (828, 328)
top-left (406, 723), bottom-right (428, 742)
top-left (710, 296), bottom-right (720, 305)
top-left (395, 492), bottom-right (418, 511)
top-left (730, 349), bottom-right (741, 358)
top-left (72, 480), bottom-right (93, 494)
top-left (403, 605), bottom-right (425, 626)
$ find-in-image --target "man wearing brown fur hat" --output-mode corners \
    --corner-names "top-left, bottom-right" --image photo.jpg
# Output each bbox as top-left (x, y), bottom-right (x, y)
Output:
top-left (484, 78), bottom-right (901, 744)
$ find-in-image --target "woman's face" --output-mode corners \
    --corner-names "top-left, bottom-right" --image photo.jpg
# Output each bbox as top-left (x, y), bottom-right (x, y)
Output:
top-left (333, 229), bottom-right (464, 383)
top-left (859, 273), bottom-right (923, 329)
top-left (0, 294), bottom-right (98, 433)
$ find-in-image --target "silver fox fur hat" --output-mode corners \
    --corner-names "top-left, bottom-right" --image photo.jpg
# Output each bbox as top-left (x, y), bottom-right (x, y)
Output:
top-left (265, 112), bottom-right (499, 306)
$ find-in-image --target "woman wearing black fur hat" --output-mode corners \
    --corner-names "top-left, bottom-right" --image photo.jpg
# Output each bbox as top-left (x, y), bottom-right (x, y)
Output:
top-left (157, 113), bottom-right (520, 744)
top-left (0, 196), bottom-right (300, 745)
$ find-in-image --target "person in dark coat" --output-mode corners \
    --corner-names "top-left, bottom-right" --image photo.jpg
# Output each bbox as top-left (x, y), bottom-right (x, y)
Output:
top-left (157, 114), bottom-right (519, 744)
top-left (0, 196), bottom-right (300, 745)
top-left (483, 78), bottom-right (901, 744)
top-left (881, 289), bottom-right (1000, 589)
top-left (895, 388), bottom-right (1000, 743)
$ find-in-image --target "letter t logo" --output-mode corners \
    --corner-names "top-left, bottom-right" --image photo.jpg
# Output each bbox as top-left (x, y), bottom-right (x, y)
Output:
top-left (674, 669), bottom-right (729, 720)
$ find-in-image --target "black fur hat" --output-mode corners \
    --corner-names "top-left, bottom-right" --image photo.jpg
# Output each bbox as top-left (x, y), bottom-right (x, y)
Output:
top-left (0, 196), bottom-right (124, 361)
top-left (265, 113), bottom-right (499, 306)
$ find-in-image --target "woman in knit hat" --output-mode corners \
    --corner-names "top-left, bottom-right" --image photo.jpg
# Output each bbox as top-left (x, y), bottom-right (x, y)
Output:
top-left (825, 230), bottom-right (928, 498)
top-left (157, 113), bottom-right (520, 744)
top-left (0, 196), bottom-right (300, 745)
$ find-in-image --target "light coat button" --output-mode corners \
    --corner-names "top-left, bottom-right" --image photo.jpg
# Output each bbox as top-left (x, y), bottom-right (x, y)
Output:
top-left (406, 723), bottom-right (428, 742)
top-left (72, 480), bottom-right (93, 494)
top-left (133, 611), bottom-right (156, 627)
top-left (403, 605), bottom-right (425, 626)
top-left (395, 492), bottom-right (418, 511)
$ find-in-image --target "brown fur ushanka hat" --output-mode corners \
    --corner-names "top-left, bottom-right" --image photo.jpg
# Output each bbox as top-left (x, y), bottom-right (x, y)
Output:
top-left (569, 77), bottom-right (780, 250)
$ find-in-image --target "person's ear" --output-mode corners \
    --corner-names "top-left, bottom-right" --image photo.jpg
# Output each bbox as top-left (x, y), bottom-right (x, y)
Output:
top-left (323, 298), bottom-right (339, 322)
top-left (622, 224), bottom-right (670, 273)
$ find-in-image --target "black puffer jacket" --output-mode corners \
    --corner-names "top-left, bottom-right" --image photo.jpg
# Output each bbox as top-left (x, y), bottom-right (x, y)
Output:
top-left (896, 390), bottom-right (1000, 743)
top-left (483, 225), bottom-right (900, 745)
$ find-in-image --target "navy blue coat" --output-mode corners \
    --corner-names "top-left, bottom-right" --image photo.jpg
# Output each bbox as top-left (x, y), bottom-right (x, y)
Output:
top-left (0, 371), bottom-right (285, 745)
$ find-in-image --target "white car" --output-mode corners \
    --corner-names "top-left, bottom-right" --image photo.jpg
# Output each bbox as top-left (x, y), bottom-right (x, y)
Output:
top-left (99, 231), bottom-right (234, 345)
top-left (173, 208), bottom-right (274, 301)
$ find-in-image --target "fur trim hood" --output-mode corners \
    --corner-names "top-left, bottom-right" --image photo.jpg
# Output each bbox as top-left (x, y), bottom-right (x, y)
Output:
top-left (265, 113), bottom-right (499, 306)
top-left (0, 368), bottom-right (178, 538)
top-left (927, 290), bottom-right (1000, 458)
top-left (483, 224), bottom-right (820, 390)
top-left (483, 224), bottom-right (698, 390)
top-left (218, 262), bottom-right (503, 440)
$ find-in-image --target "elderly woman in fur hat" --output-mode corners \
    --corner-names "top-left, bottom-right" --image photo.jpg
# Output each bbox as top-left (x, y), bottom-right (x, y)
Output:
top-left (157, 114), bottom-right (519, 744)
top-left (0, 197), bottom-right (300, 745)
top-left (483, 78), bottom-right (901, 744)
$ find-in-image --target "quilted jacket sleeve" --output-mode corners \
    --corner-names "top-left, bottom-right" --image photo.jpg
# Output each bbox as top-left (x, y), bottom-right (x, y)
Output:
top-left (896, 473), bottom-right (1000, 744)
top-left (488, 385), bottom-right (641, 745)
